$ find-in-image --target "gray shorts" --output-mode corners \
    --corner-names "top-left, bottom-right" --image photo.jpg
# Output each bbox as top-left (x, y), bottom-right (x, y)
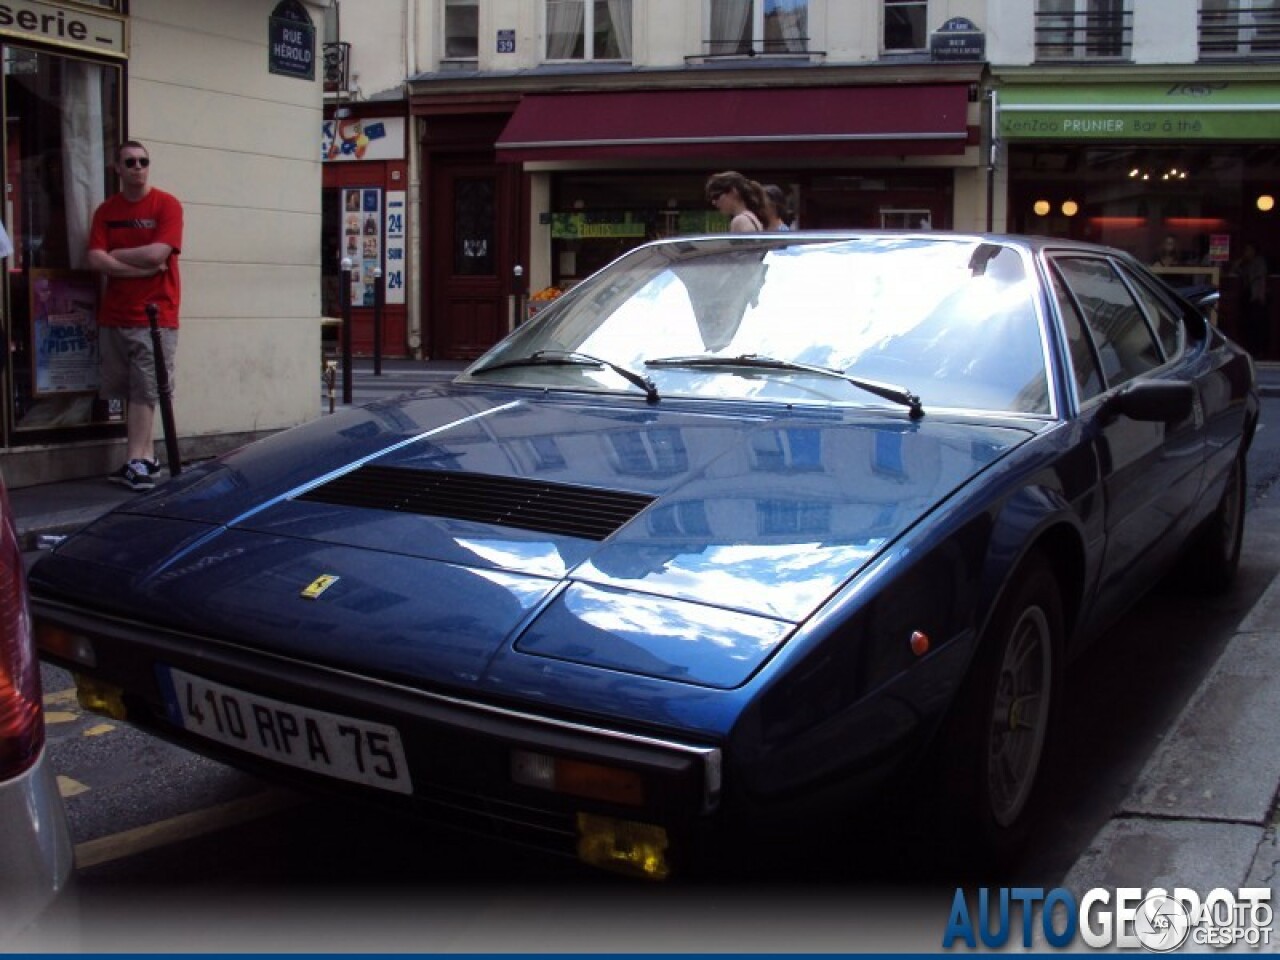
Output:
top-left (99, 326), bottom-right (178, 406)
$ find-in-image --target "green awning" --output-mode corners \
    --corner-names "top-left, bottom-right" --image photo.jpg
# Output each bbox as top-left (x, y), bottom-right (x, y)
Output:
top-left (998, 81), bottom-right (1280, 140)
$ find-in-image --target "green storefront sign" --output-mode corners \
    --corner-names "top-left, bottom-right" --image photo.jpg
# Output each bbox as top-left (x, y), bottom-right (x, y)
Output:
top-left (999, 81), bottom-right (1280, 140)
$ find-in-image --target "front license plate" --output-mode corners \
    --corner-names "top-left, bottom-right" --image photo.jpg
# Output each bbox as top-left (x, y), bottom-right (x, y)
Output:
top-left (159, 666), bottom-right (412, 794)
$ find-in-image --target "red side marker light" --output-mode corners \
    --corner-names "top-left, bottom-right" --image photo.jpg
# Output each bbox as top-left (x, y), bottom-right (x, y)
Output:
top-left (910, 630), bottom-right (930, 657)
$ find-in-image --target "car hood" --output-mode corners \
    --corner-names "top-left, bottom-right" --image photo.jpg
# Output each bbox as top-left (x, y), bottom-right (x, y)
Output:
top-left (32, 384), bottom-right (1033, 696)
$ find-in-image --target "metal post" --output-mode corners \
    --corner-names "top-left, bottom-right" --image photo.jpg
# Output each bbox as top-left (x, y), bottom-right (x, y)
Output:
top-left (340, 257), bottom-right (353, 404)
top-left (513, 264), bottom-right (525, 329)
top-left (145, 303), bottom-right (182, 477)
top-left (373, 266), bottom-right (383, 377)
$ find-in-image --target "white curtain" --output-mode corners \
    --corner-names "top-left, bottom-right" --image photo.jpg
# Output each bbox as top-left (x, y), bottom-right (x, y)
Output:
top-left (607, 0), bottom-right (633, 59)
top-left (547, 0), bottom-right (585, 59)
top-left (710, 0), bottom-right (752, 54)
top-left (60, 60), bottom-right (106, 271)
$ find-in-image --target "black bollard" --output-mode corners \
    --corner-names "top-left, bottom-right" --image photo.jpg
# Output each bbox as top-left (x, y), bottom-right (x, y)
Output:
top-left (373, 266), bottom-right (383, 377)
top-left (340, 258), bottom-right (353, 404)
top-left (145, 303), bottom-right (182, 477)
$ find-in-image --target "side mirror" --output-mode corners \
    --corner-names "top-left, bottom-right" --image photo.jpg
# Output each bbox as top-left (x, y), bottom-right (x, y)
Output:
top-left (1102, 379), bottom-right (1194, 424)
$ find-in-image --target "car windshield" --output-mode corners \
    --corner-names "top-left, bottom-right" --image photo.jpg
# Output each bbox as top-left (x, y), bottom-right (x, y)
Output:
top-left (463, 235), bottom-right (1051, 415)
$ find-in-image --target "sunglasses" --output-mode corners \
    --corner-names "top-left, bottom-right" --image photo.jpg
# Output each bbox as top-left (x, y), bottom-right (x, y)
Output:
top-left (122, 156), bottom-right (150, 169)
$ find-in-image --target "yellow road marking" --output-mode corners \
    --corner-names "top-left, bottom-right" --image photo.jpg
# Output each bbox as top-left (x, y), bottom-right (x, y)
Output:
top-left (83, 723), bottom-right (116, 737)
top-left (44, 688), bottom-right (78, 707)
top-left (43, 711), bottom-right (78, 725)
top-left (57, 775), bottom-right (90, 798)
top-left (74, 789), bottom-right (301, 869)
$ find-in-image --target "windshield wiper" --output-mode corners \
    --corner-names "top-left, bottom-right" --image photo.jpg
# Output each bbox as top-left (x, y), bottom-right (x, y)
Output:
top-left (470, 349), bottom-right (659, 404)
top-left (645, 353), bottom-right (924, 419)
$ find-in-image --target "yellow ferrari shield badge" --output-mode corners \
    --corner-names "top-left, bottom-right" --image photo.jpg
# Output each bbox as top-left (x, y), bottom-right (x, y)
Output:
top-left (300, 574), bottom-right (340, 600)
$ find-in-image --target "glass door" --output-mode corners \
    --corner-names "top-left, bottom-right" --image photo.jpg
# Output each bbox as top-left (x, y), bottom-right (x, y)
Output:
top-left (2, 44), bottom-right (121, 446)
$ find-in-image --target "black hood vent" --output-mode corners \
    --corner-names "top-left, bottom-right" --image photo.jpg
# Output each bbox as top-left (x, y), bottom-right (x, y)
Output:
top-left (296, 465), bottom-right (655, 541)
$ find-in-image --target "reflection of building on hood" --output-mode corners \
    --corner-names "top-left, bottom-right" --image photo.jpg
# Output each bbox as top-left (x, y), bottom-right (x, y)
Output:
top-left (673, 250), bottom-right (770, 352)
top-left (590, 544), bottom-right (675, 580)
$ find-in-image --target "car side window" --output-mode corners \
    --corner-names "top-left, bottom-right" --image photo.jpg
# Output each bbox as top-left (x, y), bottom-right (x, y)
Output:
top-left (1051, 256), bottom-right (1163, 389)
top-left (1117, 263), bottom-right (1185, 362)
top-left (1049, 264), bottom-right (1105, 404)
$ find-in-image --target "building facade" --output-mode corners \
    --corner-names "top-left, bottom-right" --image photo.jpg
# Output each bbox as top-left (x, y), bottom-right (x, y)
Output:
top-left (322, 0), bottom-right (1280, 364)
top-left (0, 0), bottom-right (329, 487)
top-left (328, 0), bottom-right (993, 362)
top-left (989, 0), bottom-right (1280, 357)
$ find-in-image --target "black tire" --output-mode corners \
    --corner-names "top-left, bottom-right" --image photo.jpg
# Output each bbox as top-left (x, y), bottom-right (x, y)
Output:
top-left (1187, 454), bottom-right (1246, 595)
top-left (939, 554), bottom-right (1063, 864)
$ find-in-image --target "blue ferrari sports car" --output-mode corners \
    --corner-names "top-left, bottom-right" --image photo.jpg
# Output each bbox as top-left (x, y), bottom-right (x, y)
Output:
top-left (30, 233), bottom-right (1257, 879)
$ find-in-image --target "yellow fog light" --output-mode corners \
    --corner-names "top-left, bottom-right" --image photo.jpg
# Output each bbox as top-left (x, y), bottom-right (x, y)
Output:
top-left (576, 813), bottom-right (670, 880)
top-left (74, 674), bottom-right (127, 721)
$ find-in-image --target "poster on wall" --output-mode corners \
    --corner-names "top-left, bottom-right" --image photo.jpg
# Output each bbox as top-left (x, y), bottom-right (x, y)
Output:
top-left (342, 187), bottom-right (382, 306)
top-left (322, 117), bottom-right (406, 162)
top-left (384, 190), bottom-right (406, 306)
top-left (30, 269), bottom-right (100, 396)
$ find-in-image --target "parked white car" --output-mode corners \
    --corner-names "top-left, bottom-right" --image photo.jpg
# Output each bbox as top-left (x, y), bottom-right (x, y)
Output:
top-left (0, 476), bottom-right (75, 945)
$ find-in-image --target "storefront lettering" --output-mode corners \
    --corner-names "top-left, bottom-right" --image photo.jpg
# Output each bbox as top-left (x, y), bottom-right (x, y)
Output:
top-left (0, 1), bottom-right (124, 56)
top-left (0, 5), bottom-right (86, 41)
top-left (1004, 114), bottom-right (1205, 137)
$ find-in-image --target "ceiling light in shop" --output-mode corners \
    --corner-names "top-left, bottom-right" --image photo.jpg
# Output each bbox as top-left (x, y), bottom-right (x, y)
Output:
top-left (1061, 200), bottom-right (1079, 217)
top-left (1033, 200), bottom-right (1050, 216)
top-left (1258, 195), bottom-right (1275, 212)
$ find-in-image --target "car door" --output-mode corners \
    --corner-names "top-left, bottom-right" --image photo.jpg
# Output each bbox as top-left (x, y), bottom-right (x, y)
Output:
top-left (1049, 254), bottom-right (1206, 631)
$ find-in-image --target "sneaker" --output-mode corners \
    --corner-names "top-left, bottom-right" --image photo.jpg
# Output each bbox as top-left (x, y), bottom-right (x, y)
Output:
top-left (109, 460), bottom-right (155, 492)
top-left (142, 459), bottom-right (164, 477)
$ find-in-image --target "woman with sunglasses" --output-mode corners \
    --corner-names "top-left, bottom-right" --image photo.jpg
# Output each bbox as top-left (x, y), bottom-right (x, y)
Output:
top-left (705, 170), bottom-right (767, 233)
top-left (87, 140), bottom-right (184, 492)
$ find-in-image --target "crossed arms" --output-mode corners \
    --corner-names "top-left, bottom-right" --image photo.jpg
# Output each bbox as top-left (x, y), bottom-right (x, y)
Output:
top-left (87, 242), bottom-right (173, 279)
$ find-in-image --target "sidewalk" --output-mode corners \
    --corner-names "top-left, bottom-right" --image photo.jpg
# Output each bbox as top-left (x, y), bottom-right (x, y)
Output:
top-left (9, 357), bottom-right (465, 544)
top-left (8, 357), bottom-right (1280, 909)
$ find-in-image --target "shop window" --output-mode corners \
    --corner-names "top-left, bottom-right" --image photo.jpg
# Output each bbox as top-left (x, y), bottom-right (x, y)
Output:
top-left (546, 0), bottom-right (632, 60)
top-left (1035, 0), bottom-right (1131, 59)
top-left (4, 46), bottom-right (121, 439)
top-left (883, 0), bottom-right (927, 53)
top-left (445, 0), bottom-right (479, 59)
top-left (706, 0), bottom-right (808, 56)
top-left (1200, 0), bottom-right (1280, 56)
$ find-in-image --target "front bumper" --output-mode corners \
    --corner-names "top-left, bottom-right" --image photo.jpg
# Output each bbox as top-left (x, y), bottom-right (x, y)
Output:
top-left (34, 598), bottom-right (721, 877)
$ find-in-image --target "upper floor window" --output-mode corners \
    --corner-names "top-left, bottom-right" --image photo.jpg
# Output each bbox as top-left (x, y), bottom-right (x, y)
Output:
top-left (547, 0), bottom-right (633, 60)
top-left (706, 0), bottom-right (808, 56)
top-left (884, 0), bottom-right (927, 53)
top-left (445, 0), bottom-right (479, 59)
top-left (1200, 0), bottom-right (1280, 57)
top-left (1036, 0), bottom-right (1132, 60)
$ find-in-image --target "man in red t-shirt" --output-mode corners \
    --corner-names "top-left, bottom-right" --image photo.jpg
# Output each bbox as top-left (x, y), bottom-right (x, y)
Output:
top-left (87, 140), bottom-right (183, 491)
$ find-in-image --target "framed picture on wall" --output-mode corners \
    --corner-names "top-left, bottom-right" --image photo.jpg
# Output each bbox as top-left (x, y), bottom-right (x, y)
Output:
top-left (29, 268), bottom-right (101, 396)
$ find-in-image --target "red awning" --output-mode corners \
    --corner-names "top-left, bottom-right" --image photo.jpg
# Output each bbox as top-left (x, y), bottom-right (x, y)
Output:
top-left (496, 85), bottom-right (972, 162)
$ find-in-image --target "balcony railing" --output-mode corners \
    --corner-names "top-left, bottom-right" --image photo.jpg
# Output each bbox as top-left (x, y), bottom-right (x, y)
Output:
top-left (701, 36), bottom-right (810, 57)
top-left (1034, 7), bottom-right (1132, 61)
top-left (323, 41), bottom-right (350, 95)
top-left (1199, 3), bottom-right (1280, 58)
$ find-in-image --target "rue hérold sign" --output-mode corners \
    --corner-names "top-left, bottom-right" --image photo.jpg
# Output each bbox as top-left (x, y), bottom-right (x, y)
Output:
top-left (269, 0), bottom-right (315, 81)
top-left (0, 0), bottom-right (127, 58)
